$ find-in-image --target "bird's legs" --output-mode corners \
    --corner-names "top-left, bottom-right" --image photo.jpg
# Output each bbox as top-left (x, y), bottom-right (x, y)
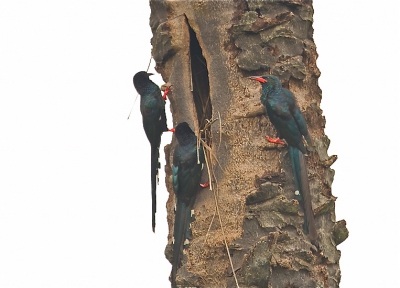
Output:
top-left (200, 182), bottom-right (209, 188)
top-left (162, 85), bottom-right (171, 100)
top-left (266, 136), bottom-right (286, 146)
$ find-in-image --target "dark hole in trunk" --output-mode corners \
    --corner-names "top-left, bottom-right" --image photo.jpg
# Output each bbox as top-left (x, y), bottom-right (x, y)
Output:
top-left (189, 25), bottom-right (212, 137)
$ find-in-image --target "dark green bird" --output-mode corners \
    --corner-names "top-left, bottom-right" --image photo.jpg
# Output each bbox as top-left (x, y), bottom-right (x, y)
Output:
top-left (249, 74), bottom-right (317, 241)
top-left (171, 122), bottom-right (205, 288)
top-left (133, 71), bottom-right (169, 233)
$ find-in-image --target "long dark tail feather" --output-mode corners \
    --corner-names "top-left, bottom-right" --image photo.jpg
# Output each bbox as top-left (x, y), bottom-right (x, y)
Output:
top-left (171, 200), bottom-right (190, 288)
top-left (289, 146), bottom-right (317, 241)
top-left (289, 147), bottom-right (301, 194)
top-left (289, 147), bottom-right (307, 232)
top-left (184, 197), bottom-right (196, 241)
top-left (151, 146), bottom-right (159, 233)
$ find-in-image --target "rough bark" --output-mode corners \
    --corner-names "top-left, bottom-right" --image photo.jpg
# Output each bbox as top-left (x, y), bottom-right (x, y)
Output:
top-left (149, 1), bottom-right (348, 287)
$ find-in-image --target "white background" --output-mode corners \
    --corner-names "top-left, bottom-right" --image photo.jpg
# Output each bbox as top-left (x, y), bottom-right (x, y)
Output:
top-left (0, 1), bottom-right (399, 287)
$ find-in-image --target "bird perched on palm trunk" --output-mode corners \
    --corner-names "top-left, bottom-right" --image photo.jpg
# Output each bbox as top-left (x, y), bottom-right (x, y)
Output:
top-left (171, 122), bottom-right (205, 288)
top-left (249, 74), bottom-right (317, 241)
top-left (133, 71), bottom-right (169, 233)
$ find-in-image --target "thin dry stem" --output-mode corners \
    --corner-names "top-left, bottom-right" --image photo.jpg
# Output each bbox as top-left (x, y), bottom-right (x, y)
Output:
top-left (199, 117), bottom-right (240, 288)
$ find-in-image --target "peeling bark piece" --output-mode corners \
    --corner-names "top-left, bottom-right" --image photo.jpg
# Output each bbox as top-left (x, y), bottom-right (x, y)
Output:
top-left (242, 234), bottom-right (278, 287)
top-left (314, 198), bottom-right (336, 216)
top-left (314, 135), bottom-right (331, 162)
top-left (232, 11), bottom-right (295, 34)
top-left (232, 104), bottom-right (265, 119)
top-left (269, 267), bottom-right (317, 288)
top-left (273, 196), bottom-right (300, 214)
top-left (271, 55), bottom-right (306, 80)
top-left (246, 182), bottom-right (281, 205)
top-left (333, 220), bottom-right (349, 245)
top-left (320, 154), bottom-right (338, 167)
top-left (256, 171), bottom-right (286, 185)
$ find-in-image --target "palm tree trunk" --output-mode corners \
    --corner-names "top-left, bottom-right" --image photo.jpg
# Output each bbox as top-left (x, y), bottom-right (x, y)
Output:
top-left (150, 1), bottom-right (348, 287)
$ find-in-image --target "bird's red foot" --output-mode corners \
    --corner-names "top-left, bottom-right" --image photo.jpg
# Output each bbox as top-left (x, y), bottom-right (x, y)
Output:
top-left (162, 86), bottom-right (170, 100)
top-left (200, 182), bottom-right (209, 188)
top-left (266, 136), bottom-right (285, 146)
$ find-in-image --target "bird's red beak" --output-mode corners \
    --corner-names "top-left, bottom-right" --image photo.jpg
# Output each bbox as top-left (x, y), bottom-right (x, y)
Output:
top-left (248, 76), bottom-right (267, 83)
top-left (168, 128), bottom-right (175, 132)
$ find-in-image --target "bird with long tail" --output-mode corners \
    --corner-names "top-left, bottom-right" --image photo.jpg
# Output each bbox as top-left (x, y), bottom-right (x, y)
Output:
top-left (133, 71), bottom-right (171, 233)
top-left (170, 122), bottom-right (206, 287)
top-left (249, 74), bottom-right (317, 241)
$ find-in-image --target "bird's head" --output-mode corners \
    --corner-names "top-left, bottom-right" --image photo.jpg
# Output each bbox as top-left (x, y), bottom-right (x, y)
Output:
top-left (248, 74), bottom-right (280, 86)
top-left (248, 74), bottom-right (281, 95)
top-left (133, 71), bottom-right (154, 90)
top-left (173, 122), bottom-right (195, 145)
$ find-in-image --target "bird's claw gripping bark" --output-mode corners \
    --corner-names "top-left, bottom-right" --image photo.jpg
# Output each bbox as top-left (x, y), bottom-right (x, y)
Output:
top-left (266, 136), bottom-right (286, 146)
top-left (162, 86), bottom-right (171, 100)
top-left (200, 182), bottom-right (209, 188)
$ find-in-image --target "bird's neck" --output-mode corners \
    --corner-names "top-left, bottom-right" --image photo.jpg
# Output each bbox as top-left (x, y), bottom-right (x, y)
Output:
top-left (136, 81), bottom-right (158, 97)
top-left (177, 135), bottom-right (196, 147)
top-left (261, 84), bottom-right (281, 103)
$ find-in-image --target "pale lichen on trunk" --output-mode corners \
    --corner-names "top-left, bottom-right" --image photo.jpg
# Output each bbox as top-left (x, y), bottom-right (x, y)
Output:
top-left (149, 0), bottom-right (348, 287)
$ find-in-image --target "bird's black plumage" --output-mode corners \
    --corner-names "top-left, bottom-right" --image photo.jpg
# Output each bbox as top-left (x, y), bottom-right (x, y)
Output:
top-left (250, 74), bottom-right (317, 241)
top-left (133, 71), bottom-right (168, 233)
top-left (171, 122), bottom-right (204, 287)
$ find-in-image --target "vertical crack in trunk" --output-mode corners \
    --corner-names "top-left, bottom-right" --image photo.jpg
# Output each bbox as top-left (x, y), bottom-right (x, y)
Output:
top-left (189, 24), bottom-right (212, 141)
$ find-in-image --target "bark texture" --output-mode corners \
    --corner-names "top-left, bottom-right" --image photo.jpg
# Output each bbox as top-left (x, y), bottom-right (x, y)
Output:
top-left (149, 1), bottom-right (348, 287)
